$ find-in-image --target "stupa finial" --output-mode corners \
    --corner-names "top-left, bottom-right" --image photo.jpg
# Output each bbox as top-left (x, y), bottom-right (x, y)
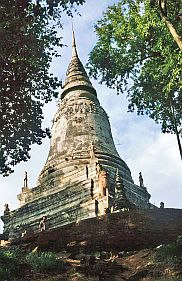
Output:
top-left (72, 25), bottom-right (78, 57)
top-left (61, 25), bottom-right (97, 98)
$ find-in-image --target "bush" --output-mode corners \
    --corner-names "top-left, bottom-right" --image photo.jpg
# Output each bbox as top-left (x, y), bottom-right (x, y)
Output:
top-left (155, 236), bottom-right (182, 267)
top-left (0, 248), bottom-right (22, 280)
top-left (26, 251), bottom-right (66, 273)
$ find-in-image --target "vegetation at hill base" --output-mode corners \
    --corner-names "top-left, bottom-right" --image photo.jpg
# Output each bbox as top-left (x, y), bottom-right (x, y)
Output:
top-left (0, 235), bottom-right (181, 281)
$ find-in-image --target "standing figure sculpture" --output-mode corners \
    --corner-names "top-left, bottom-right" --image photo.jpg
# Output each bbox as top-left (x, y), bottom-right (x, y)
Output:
top-left (96, 162), bottom-right (102, 175)
top-left (139, 172), bottom-right (144, 187)
top-left (39, 216), bottom-right (47, 232)
top-left (24, 171), bottom-right (28, 188)
top-left (88, 142), bottom-right (96, 160)
top-left (160, 201), bottom-right (164, 208)
top-left (4, 204), bottom-right (10, 215)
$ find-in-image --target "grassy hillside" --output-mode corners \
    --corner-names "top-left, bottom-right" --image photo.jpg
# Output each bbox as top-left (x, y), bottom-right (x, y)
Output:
top-left (0, 236), bottom-right (182, 281)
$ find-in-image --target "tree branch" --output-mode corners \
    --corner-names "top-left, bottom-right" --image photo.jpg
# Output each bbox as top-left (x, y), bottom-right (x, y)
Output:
top-left (158, 0), bottom-right (182, 50)
top-left (137, 52), bottom-right (163, 65)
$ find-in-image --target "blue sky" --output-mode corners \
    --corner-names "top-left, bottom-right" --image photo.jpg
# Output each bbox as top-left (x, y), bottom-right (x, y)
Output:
top-left (0, 0), bottom-right (181, 232)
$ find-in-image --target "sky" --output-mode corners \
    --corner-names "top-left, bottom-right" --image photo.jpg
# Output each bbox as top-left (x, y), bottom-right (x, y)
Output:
top-left (0, 0), bottom-right (181, 232)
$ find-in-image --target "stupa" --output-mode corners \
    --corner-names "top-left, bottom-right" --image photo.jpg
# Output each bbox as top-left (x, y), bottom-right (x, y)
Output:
top-left (1, 32), bottom-right (151, 239)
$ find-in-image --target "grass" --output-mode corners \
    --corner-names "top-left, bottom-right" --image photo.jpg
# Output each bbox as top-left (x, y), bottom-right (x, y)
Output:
top-left (154, 235), bottom-right (182, 271)
top-left (0, 247), bottom-right (67, 280)
top-left (26, 251), bottom-right (67, 273)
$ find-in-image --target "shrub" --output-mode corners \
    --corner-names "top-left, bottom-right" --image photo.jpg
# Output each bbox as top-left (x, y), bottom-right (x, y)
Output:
top-left (26, 251), bottom-right (66, 273)
top-left (155, 236), bottom-right (182, 267)
top-left (0, 248), bottom-right (22, 280)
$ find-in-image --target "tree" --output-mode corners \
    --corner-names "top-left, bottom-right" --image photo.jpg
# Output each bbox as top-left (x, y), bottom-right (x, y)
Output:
top-left (155, 0), bottom-right (182, 50)
top-left (0, 0), bottom-right (85, 176)
top-left (87, 0), bottom-right (182, 159)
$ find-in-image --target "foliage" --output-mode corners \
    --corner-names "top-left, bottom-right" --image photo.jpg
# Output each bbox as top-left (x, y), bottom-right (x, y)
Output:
top-left (26, 251), bottom-right (66, 273)
top-left (0, 0), bottom-right (85, 176)
top-left (88, 0), bottom-right (182, 136)
top-left (155, 236), bottom-right (182, 266)
top-left (0, 248), bottom-right (66, 279)
top-left (0, 248), bottom-right (22, 280)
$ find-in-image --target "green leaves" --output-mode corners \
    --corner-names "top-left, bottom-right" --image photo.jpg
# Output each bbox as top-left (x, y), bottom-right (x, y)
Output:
top-left (88, 0), bottom-right (182, 137)
top-left (26, 251), bottom-right (62, 273)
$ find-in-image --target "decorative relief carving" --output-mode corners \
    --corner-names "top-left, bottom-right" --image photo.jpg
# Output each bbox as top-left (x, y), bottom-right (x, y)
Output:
top-left (53, 101), bottom-right (108, 121)
top-left (74, 116), bottom-right (83, 123)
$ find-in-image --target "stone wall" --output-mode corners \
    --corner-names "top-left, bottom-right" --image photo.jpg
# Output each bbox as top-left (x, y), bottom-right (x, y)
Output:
top-left (1, 158), bottom-right (150, 240)
top-left (16, 209), bottom-right (182, 253)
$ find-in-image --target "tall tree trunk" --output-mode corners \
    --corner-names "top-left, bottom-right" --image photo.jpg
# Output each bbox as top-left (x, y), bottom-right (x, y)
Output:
top-left (158, 0), bottom-right (182, 50)
top-left (175, 129), bottom-right (182, 161)
top-left (171, 104), bottom-right (182, 161)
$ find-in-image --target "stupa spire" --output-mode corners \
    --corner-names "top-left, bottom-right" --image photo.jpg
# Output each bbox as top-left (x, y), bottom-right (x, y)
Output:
top-left (61, 29), bottom-right (96, 99)
top-left (72, 29), bottom-right (78, 58)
